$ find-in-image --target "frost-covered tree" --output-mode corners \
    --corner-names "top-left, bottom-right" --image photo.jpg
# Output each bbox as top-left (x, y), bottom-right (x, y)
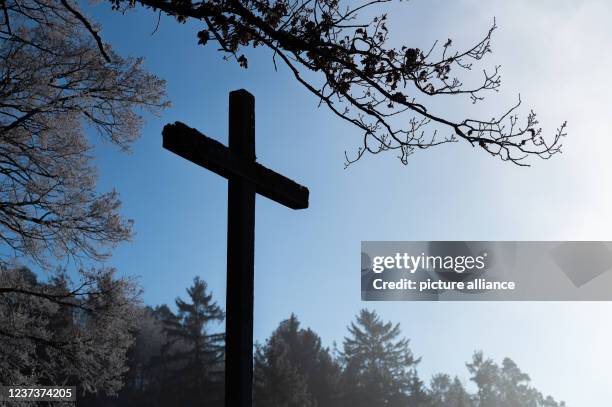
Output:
top-left (0, 0), bottom-right (168, 268)
top-left (0, 267), bottom-right (141, 397)
top-left (0, 0), bottom-right (167, 398)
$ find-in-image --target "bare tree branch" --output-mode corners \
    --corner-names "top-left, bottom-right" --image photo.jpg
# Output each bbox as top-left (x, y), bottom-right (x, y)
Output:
top-left (108, 0), bottom-right (566, 166)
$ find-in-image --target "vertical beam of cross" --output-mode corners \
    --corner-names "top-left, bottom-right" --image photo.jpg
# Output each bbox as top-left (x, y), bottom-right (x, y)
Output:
top-left (225, 90), bottom-right (255, 407)
top-left (161, 89), bottom-right (309, 407)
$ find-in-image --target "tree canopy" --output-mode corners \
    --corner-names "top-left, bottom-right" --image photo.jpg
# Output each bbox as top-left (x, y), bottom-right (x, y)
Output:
top-left (339, 309), bottom-right (421, 407)
top-left (0, 0), bottom-right (168, 269)
top-left (0, 266), bottom-right (141, 395)
top-left (91, 295), bottom-right (566, 407)
top-left (0, 0), bottom-right (167, 398)
top-left (254, 314), bottom-right (340, 407)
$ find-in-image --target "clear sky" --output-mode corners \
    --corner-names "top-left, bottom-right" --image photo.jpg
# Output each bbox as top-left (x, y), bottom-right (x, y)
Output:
top-left (83, 1), bottom-right (612, 405)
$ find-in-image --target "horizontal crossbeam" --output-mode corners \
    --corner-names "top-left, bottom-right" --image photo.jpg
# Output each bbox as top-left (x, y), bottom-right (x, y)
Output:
top-left (162, 121), bottom-right (309, 210)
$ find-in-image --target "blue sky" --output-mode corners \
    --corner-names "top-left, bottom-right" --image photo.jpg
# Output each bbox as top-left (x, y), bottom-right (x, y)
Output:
top-left (83, 1), bottom-right (612, 405)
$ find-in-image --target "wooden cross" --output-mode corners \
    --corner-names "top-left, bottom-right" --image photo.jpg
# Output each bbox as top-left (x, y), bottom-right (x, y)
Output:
top-left (162, 89), bottom-right (309, 407)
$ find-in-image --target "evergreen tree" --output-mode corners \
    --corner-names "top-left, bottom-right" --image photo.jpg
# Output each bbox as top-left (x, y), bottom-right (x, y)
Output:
top-left (338, 309), bottom-right (420, 407)
top-left (112, 306), bottom-right (169, 406)
top-left (405, 375), bottom-right (433, 407)
top-left (254, 314), bottom-right (340, 407)
top-left (466, 352), bottom-right (500, 406)
top-left (430, 374), bottom-right (474, 407)
top-left (467, 352), bottom-right (565, 407)
top-left (0, 266), bottom-right (141, 400)
top-left (159, 277), bottom-right (225, 407)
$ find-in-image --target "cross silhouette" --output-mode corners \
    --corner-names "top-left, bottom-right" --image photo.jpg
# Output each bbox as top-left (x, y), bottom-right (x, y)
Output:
top-left (162, 89), bottom-right (309, 407)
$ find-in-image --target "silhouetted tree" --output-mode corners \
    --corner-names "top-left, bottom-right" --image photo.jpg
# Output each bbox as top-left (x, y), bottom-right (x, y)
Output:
top-left (157, 277), bottom-right (225, 406)
top-left (405, 375), bottom-right (433, 407)
top-left (93, 306), bottom-right (169, 406)
top-left (467, 352), bottom-right (565, 407)
top-left (124, 307), bottom-right (167, 394)
top-left (43, 272), bottom-right (566, 407)
top-left (429, 374), bottom-right (474, 407)
top-left (338, 309), bottom-right (420, 407)
top-left (83, 304), bottom-right (180, 407)
top-left (106, 0), bottom-right (566, 166)
top-left (82, 278), bottom-right (226, 407)
top-left (254, 314), bottom-right (340, 407)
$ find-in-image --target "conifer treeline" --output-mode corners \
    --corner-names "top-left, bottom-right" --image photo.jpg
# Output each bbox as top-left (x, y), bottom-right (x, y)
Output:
top-left (85, 277), bottom-right (565, 407)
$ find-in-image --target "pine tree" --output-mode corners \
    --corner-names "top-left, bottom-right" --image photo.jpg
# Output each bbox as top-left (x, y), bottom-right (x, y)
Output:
top-left (159, 277), bottom-right (225, 407)
top-left (405, 375), bottom-right (432, 407)
top-left (338, 309), bottom-right (421, 407)
top-left (467, 352), bottom-right (565, 407)
top-left (254, 314), bottom-right (341, 407)
top-left (430, 374), bottom-right (474, 407)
